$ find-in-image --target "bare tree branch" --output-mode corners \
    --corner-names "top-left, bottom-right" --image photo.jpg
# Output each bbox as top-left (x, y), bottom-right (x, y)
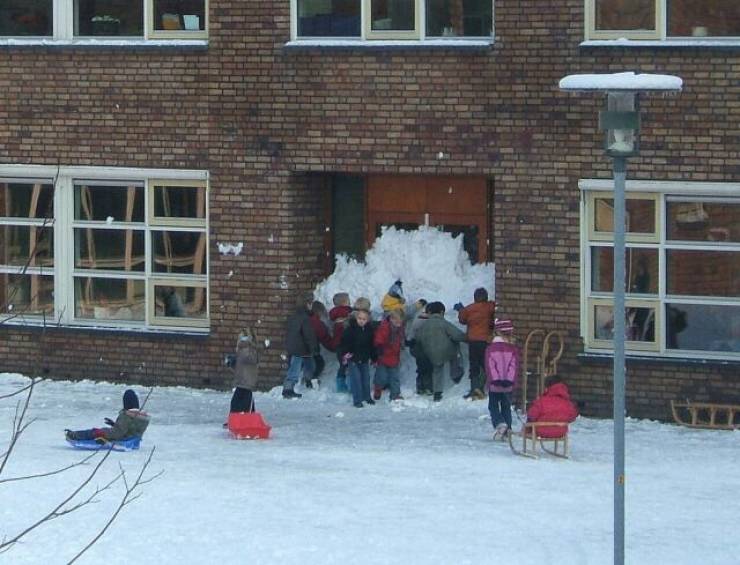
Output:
top-left (0, 378), bottom-right (38, 477)
top-left (67, 447), bottom-right (161, 564)
top-left (0, 452), bottom-right (98, 485)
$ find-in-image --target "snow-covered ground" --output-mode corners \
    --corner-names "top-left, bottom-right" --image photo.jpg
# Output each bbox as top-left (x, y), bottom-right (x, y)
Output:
top-left (2, 375), bottom-right (739, 565)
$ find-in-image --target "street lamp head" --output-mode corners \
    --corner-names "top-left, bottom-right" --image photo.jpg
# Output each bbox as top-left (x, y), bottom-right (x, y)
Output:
top-left (559, 72), bottom-right (683, 158)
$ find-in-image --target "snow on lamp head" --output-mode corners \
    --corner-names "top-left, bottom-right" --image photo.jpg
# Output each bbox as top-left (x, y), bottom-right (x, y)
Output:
top-left (559, 72), bottom-right (683, 158)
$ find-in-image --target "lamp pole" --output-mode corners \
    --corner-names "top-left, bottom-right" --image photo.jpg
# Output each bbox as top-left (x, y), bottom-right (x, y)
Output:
top-left (558, 72), bottom-right (682, 565)
top-left (612, 154), bottom-right (627, 565)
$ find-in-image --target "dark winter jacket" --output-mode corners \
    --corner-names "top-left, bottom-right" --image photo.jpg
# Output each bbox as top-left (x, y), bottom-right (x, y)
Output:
top-left (106, 409), bottom-right (150, 441)
top-left (373, 318), bottom-right (404, 368)
top-left (309, 313), bottom-right (335, 352)
top-left (339, 318), bottom-right (377, 364)
top-left (415, 313), bottom-right (466, 366)
top-left (285, 305), bottom-right (318, 357)
top-left (527, 382), bottom-right (578, 438)
top-left (458, 300), bottom-right (496, 342)
top-left (329, 305), bottom-right (353, 350)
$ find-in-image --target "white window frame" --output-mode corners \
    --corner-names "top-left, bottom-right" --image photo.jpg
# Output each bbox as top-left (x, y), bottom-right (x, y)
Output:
top-left (585, 0), bottom-right (739, 41)
top-left (580, 179), bottom-right (740, 360)
top-left (0, 165), bottom-right (209, 333)
top-left (290, 0), bottom-right (494, 43)
top-left (0, 0), bottom-right (208, 42)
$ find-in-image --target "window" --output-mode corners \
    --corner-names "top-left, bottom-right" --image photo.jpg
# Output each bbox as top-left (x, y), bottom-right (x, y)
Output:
top-left (582, 183), bottom-right (740, 359)
top-left (0, 167), bottom-right (209, 331)
top-left (586, 0), bottom-right (740, 40)
top-left (0, 0), bottom-right (208, 40)
top-left (293, 0), bottom-right (492, 40)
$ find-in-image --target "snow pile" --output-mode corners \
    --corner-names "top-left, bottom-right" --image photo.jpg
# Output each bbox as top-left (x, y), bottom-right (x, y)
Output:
top-left (314, 226), bottom-right (494, 316)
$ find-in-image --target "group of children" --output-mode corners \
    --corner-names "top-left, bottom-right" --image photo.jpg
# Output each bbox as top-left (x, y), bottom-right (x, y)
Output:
top-left (64, 283), bottom-right (578, 446)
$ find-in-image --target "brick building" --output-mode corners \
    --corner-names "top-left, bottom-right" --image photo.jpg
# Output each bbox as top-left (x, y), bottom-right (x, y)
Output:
top-left (0, 0), bottom-right (738, 420)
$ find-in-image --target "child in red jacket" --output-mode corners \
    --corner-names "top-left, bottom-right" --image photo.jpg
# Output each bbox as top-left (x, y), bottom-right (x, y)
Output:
top-left (527, 375), bottom-right (578, 438)
top-left (372, 309), bottom-right (405, 401)
top-left (329, 292), bottom-right (353, 392)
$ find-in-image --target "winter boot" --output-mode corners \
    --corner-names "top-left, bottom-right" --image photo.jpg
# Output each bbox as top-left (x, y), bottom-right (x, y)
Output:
top-left (433, 392), bottom-right (443, 402)
top-left (373, 385), bottom-right (383, 401)
top-left (493, 423), bottom-right (508, 441)
top-left (282, 387), bottom-right (303, 399)
top-left (472, 389), bottom-right (486, 400)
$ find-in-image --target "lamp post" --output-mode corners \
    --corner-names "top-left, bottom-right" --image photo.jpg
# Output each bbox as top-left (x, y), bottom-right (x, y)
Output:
top-left (559, 72), bottom-right (682, 565)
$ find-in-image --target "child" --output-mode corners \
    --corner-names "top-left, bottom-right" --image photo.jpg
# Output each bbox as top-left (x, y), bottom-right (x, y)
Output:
top-left (415, 301), bottom-right (467, 401)
top-left (229, 327), bottom-right (260, 414)
top-left (308, 300), bottom-right (334, 387)
top-left (381, 279), bottom-right (405, 314)
top-left (339, 307), bottom-right (377, 407)
top-left (455, 287), bottom-right (496, 400)
top-left (527, 375), bottom-right (579, 438)
top-left (373, 308), bottom-right (405, 401)
top-left (282, 293), bottom-right (318, 399)
top-left (484, 319), bottom-right (520, 440)
top-left (407, 299), bottom-right (432, 395)
top-left (329, 292), bottom-right (352, 392)
top-left (65, 389), bottom-right (150, 444)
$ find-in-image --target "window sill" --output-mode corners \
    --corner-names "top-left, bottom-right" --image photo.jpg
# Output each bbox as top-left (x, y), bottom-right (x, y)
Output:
top-left (581, 39), bottom-right (740, 49)
top-left (578, 351), bottom-right (740, 367)
top-left (0, 38), bottom-right (208, 49)
top-left (0, 318), bottom-right (210, 337)
top-left (284, 38), bottom-right (493, 51)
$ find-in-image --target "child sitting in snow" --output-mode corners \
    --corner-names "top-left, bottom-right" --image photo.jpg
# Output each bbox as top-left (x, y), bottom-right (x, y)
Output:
top-left (484, 319), bottom-right (520, 440)
top-left (65, 389), bottom-right (150, 444)
top-left (373, 308), bottom-right (405, 401)
top-left (526, 375), bottom-right (579, 438)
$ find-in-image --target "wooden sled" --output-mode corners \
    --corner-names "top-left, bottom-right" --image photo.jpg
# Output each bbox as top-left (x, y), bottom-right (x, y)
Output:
top-left (509, 422), bottom-right (570, 459)
top-left (670, 400), bottom-right (740, 430)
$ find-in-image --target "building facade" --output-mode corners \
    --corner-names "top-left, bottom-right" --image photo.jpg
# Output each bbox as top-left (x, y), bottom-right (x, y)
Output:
top-left (0, 0), bottom-right (738, 419)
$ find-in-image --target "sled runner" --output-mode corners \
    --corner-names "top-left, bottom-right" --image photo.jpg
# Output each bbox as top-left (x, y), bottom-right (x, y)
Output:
top-left (670, 400), bottom-right (740, 430)
top-left (508, 422), bottom-right (570, 459)
top-left (66, 436), bottom-right (142, 451)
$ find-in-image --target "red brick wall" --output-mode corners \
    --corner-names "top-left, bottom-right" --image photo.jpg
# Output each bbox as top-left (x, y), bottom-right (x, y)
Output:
top-left (0, 0), bottom-right (738, 419)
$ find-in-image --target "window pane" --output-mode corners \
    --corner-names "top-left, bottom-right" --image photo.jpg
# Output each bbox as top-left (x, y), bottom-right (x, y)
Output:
top-left (591, 247), bottom-right (658, 293)
top-left (666, 303), bottom-right (740, 353)
top-left (153, 0), bottom-right (206, 31)
top-left (74, 183), bottom-right (144, 222)
top-left (594, 197), bottom-right (655, 235)
top-left (297, 0), bottom-right (361, 37)
top-left (594, 303), bottom-right (656, 343)
top-left (667, 249), bottom-right (739, 297)
top-left (595, 0), bottom-right (656, 31)
top-left (0, 0), bottom-right (52, 36)
top-left (667, 0), bottom-right (740, 37)
top-left (151, 231), bottom-right (206, 274)
top-left (74, 229), bottom-right (145, 272)
top-left (371, 0), bottom-right (415, 31)
top-left (0, 182), bottom-right (54, 219)
top-left (667, 201), bottom-right (740, 243)
top-left (0, 226), bottom-right (54, 267)
top-left (426, 0), bottom-right (492, 37)
top-left (154, 284), bottom-right (207, 319)
top-left (74, 0), bottom-right (143, 36)
top-left (1, 274), bottom-right (54, 316)
top-left (74, 277), bottom-right (144, 321)
top-left (153, 184), bottom-right (206, 221)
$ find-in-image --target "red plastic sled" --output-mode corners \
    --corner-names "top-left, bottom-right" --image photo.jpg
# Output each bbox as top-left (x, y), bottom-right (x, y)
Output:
top-left (227, 411), bottom-right (271, 439)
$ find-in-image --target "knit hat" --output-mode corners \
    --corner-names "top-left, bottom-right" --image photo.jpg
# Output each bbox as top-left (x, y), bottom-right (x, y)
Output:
top-left (388, 280), bottom-right (403, 300)
top-left (494, 319), bottom-right (514, 333)
top-left (123, 389), bottom-right (140, 410)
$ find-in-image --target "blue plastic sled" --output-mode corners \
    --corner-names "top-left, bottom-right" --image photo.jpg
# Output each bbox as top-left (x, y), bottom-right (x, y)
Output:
top-left (66, 436), bottom-right (142, 452)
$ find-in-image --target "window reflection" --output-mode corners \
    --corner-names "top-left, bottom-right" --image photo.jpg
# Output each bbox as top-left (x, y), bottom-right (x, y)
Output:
top-left (74, 184), bottom-right (144, 222)
top-left (74, 229), bottom-right (145, 272)
top-left (594, 197), bottom-right (656, 234)
top-left (153, 184), bottom-right (206, 221)
top-left (667, 201), bottom-right (740, 243)
top-left (667, 303), bottom-right (740, 353)
top-left (1, 274), bottom-right (54, 315)
top-left (595, 0), bottom-right (655, 31)
top-left (594, 303), bottom-right (656, 343)
top-left (426, 0), bottom-right (492, 37)
top-left (0, 0), bottom-right (53, 36)
top-left (297, 0), bottom-right (361, 37)
top-left (667, 0), bottom-right (740, 37)
top-left (591, 247), bottom-right (658, 294)
top-left (371, 0), bottom-right (415, 31)
top-left (74, 277), bottom-right (145, 321)
top-left (0, 182), bottom-right (54, 219)
top-left (154, 284), bottom-right (207, 319)
top-left (667, 249), bottom-right (740, 298)
top-left (0, 226), bottom-right (54, 267)
top-left (151, 231), bottom-right (206, 275)
top-left (74, 0), bottom-right (143, 36)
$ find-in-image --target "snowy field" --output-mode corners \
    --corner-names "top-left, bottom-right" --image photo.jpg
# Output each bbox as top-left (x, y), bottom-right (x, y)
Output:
top-left (2, 375), bottom-right (739, 565)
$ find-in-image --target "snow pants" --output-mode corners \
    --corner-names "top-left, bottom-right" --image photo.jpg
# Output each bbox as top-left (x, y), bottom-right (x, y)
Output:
top-left (374, 365), bottom-right (401, 399)
top-left (230, 387), bottom-right (254, 413)
top-left (488, 392), bottom-right (512, 429)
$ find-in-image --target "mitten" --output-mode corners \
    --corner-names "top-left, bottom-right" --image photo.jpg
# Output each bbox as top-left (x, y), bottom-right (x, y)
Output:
top-left (341, 352), bottom-right (353, 366)
top-left (453, 302), bottom-right (464, 312)
top-left (104, 417), bottom-right (115, 426)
